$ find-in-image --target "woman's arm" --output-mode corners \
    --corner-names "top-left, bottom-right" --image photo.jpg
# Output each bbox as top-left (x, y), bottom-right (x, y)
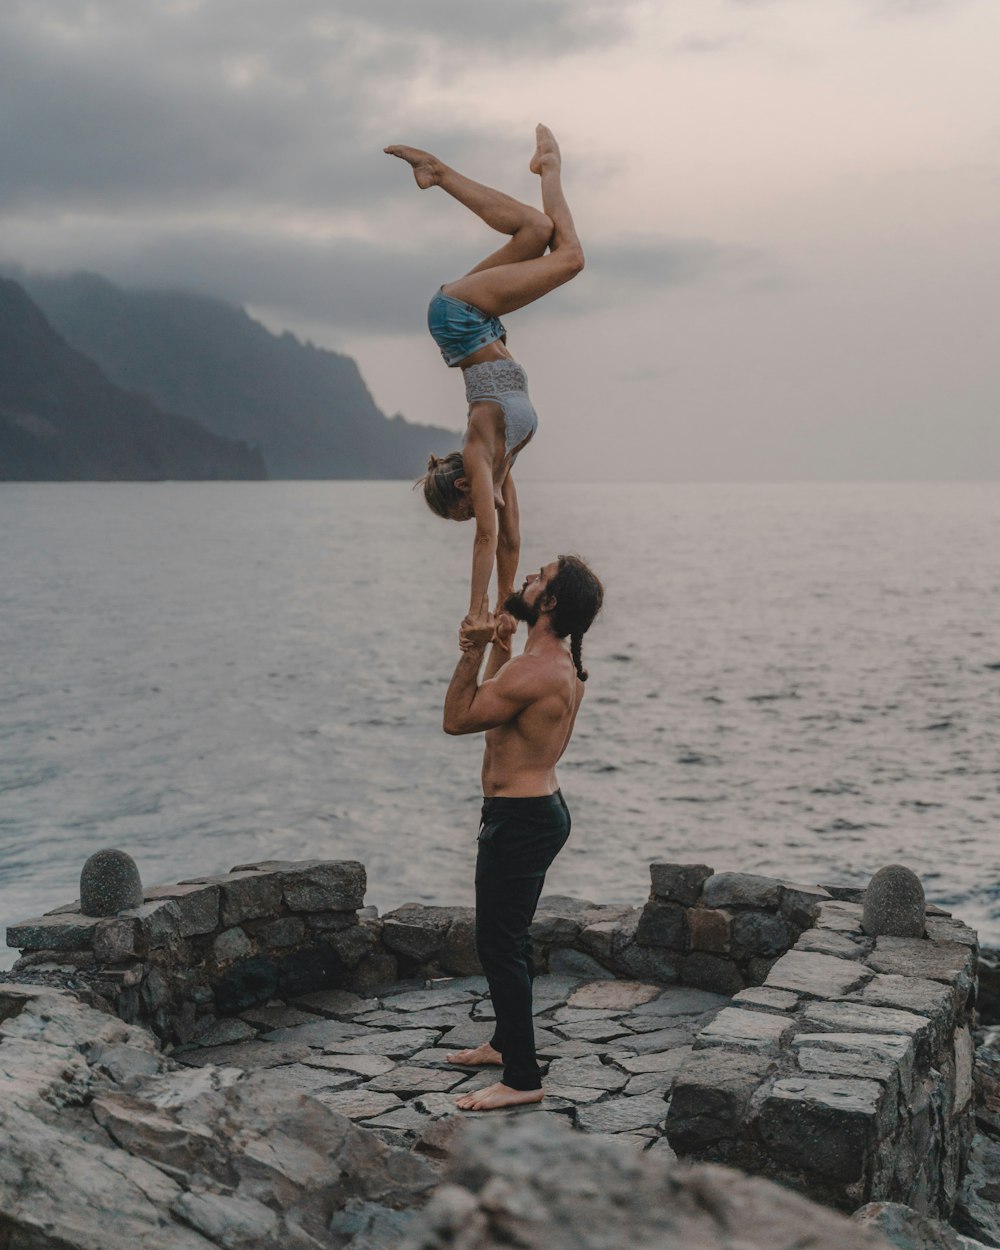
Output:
top-left (462, 436), bottom-right (498, 620)
top-left (495, 472), bottom-right (520, 611)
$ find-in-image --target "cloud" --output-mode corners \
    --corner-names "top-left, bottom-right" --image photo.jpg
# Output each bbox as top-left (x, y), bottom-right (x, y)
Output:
top-left (0, 0), bottom-right (637, 218)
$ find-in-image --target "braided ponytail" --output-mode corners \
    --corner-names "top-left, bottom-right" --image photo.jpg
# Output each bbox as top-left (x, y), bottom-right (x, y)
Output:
top-left (570, 632), bottom-right (588, 682)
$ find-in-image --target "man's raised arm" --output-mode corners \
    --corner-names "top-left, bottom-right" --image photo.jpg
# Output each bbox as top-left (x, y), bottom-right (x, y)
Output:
top-left (443, 613), bottom-right (532, 736)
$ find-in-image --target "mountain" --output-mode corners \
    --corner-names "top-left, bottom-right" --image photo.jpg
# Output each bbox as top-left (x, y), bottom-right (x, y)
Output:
top-left (0, 279), bottom-right (266, 481)
top-left (20, 271), bottom-right (455, 479)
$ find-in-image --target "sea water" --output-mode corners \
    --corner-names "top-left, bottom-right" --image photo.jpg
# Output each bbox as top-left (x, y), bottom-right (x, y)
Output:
top-left (1, 480), bottom-right (998, 969)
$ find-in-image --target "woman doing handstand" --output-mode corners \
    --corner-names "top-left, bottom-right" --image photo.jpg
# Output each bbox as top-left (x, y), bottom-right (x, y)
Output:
top-left (384, 125), bottom-right (583, 640)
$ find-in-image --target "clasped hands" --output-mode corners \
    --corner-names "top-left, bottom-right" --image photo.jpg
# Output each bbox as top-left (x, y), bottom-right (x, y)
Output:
top-left (459, 592), bottom-right (516, 653)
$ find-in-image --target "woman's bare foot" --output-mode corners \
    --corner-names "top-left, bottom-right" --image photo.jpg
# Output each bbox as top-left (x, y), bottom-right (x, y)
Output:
top-left (456, 1082), bottom-right (545, 1111)
top-left (446, 1042), bottom-right (503, 1067)
top-left (383, 144), bottom-right (443, 189)
top-left (529, 124), bottom-right (561, 176)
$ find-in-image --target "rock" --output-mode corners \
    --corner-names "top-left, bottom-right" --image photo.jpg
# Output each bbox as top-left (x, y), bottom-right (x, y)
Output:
top-left (701, 872), bottom-right (782, 910)
top-left (617, 1047), bottom-right (693, 1076)
top-left (613, 942), bottom-right (682, 984)
top-left (924, 916), bottom-right (979, 951)
top-left (194, 1017), bottom-right (257, 1047)
top-left (439, 911), bottom-right (482, 976)
top-left (173, 1040), bottom-right (314, 1070)
top-left (347, 950), bottom-right (400, 993)
top-left (975, 950), bottom-right (1000, 1025)
top-left (635, 900), bottom-right (688, 950)
top-left (765, 950), bottom-right (872, 999)
top-left (366, 1066), bottom-right (467, 1095)
top-left (316, 1088), bottom-right (407, 1120)
top-left (213, 925), bottom-right (253, 962)
top-left (730, 911), bottom-right (792, 960)
top-left (847, 974), bottom-right (955, 1047)
top-left (779, 882), bottom-right (834, 928)
top-left (576, 1094), bottom-right (669, 1134)
top-left (382, 986), bottom-right (476, 1012)
top-left (790, 1032), bottom-right (916, 1091)
top-left (79, 849), bottom-right (144, 917)
top-left (795, 928), bottom-right (870, 960)
top-left (278, 860), bottom-right (366, 912)
top-left (215, 871), bottom-right (284, 927)
top-left (399, 1116), bottom-right (896, 1250)
top-left (628, 986), bottom-right (729, 1018)
top-left (952, 1133), bottom-right (1000, 1247)
top-left (262, 1017), bottom-right (373, 1047)
top-left (324, 1029), bottom-right (441, 1058)
top-left (731, 986), bottom-right (799, 1013)
top-left (866, 938), bottom-right (975, 1006)
top-left (696, 1006), bottom-right (792, 1053)
top-left (682, 952), bottom-right (744, 995)
top-left (94, 916), bottom-right (144, 963)
top-left (293, 988), bottom-right (379, 1017)
top-left (798, 1002), bottom-right (931, 1063)
top-left (863, 866), bottom-right (926, 939)
top-left (5, 912), bottom-right (102, 952)
top-left (665, 1048), bottom-right (772, 1153)
top-left (142, 883), bottom-right (220, 936)
top-left (545, 1056), bottom-right (629, 1092)
top-left (547, 948), bottom-right (610, 979)
top-left (325, 923), bottom-right (378, 968)
top-left (974, 1034), bottom-right (1000, 1136)
top-left (567, 980), bottom-right (661, 1011)
top-left (381, 905), bottom-right (452, 963)
top-left (853, 1201), bottom-right (975, 1249)
top-left (757, 1077), bottom-right (889, 1183)
top-left (254, 916), bottom-right (307, 949)
top-left (687, 907), bottom-right (732, 953)
top-left (648, 863), bottom-right (714, 905)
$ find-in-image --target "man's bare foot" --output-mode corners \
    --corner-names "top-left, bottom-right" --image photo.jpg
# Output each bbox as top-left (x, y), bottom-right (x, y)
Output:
top-left (446, 1042), bottom-right (503, 1067)
top-left (383, 144), bottom-right (442, 189)
top-left (529, 124), bottom-right (561, 176)
top-left (456, 1081), bottom-right (544, 1111)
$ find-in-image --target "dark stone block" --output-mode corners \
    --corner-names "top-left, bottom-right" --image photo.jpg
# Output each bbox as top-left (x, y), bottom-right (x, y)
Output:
top-left (276, 946), bottom-right (346, 999)
top-left (79, 849), bottom-right (143, 917)
top-left (256, 916), bottom-right (307, 949)
top-left (779, 883), bottom-right (832, 929)
top-left (281, 861), bottom-right (366, 912)
top-left (757, 1077), bottom-right (886, 1183)
top-left (687, 908), bottom-right (732, 954)
top-left (306, 910), bottom-right (359, 933)
top-left (666, 1049), bottom-right (772, 1153)
top-left (683, 952), bottom-right (744, 996)
top-left (142, 883), bottom-right (219, 936)
top-left (326, 923), bottom-right (378, 968)
top-left (218, 872), bottom-right (284, 926)
top-left (93, 916), bottom-right (144, 963)
top-left (701, 873), bottom-right (782, 910)
top-left (346, 950), bottom-right (399, 993)
top-left (6, 913), bottom-right (102, 952)
top-left (440, 912), bottom-right (483, 976)
top-left (381, 905), bottom-right (453, 962)
top-left (214, 954), bottom-right (280, 1013)
top-left (649, 863), bottom-right (714, 906)
top-left (730, 912), bottom-right (792, 961)
top-left (636, 901), bottom-right (689, 951)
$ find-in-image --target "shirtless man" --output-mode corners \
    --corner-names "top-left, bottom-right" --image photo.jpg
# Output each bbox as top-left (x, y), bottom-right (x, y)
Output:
top-left (441, 554), bottom-right (604, 1111)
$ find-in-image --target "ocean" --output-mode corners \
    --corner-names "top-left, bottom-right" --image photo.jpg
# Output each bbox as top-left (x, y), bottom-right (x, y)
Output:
top-left (1, 480), bottom-right (998, 970)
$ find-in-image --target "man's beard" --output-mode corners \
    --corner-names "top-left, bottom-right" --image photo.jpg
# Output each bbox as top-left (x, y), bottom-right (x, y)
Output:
top-left (504, 588), bottom-right (540, 626)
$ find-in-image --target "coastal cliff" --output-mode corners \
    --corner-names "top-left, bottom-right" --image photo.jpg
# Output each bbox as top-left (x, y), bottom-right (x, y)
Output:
top-left (0, 279), bottom-right (266, 481)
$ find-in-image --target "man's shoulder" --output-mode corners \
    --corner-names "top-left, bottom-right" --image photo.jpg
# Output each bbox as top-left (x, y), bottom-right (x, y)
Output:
top-left (503, 650), bottom-right (574, 693)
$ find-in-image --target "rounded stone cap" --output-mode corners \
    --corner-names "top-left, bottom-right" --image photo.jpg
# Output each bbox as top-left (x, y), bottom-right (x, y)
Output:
top-left (80, 849), bottom-right (144, 917)
top-left (862, 864), bottom-right (925, 938)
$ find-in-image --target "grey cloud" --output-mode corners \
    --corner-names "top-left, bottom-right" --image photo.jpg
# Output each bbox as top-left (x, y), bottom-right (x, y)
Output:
top-left (3, 226), bottom-right (759, 338)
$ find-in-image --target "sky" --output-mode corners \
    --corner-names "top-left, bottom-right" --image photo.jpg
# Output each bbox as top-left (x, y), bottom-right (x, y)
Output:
top-left (2, 0), bottom-right (999, 480)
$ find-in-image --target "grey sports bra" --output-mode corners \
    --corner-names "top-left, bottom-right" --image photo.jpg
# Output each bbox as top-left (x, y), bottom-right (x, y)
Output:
top-left (462, 359), bottom-right (538, 458)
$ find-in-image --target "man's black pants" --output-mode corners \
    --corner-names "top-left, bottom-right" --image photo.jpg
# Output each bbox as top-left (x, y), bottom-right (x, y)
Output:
top-left (474, 790), bottom-right (571, 1091)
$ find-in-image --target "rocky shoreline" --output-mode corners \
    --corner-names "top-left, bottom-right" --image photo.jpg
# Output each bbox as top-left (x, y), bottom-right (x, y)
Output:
top-left (3, 857), bottom-right (1000, 1249)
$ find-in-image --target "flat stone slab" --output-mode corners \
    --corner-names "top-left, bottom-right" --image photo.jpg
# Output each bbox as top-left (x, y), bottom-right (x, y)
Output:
top-left (617, 1047), bottom-right (693, 1076)
top-left (297, 1053), bottom-right (397, 1077)
top-left (195, 1019), bottom-right (257, 1047)
top-left (315, 1089), bottom-right (404, 1119)
top-left (567, 981), bottom-right (662, 1011)
top-left (813, 901), bottom-right (864, 932)
top-left (696, 1007), bottom-right (792, 1053)
top-left (612, 1027), bottom-right (692, 1055)
top-left (256, 1063), bottom-right (359, 1095)
top-left (790, 1031), bottom-right (915, 1088)
top-left (543, 1083), bottom-right (608, 1104)
top-left (292, 989), bottom-right (379, 1017)
top-left (700, 872), bottom-right (782, 909)
top-left (576, 1094), bottom-right (669, 1134)
top-left (627, 988), bottom-right (729, 1018)
top-left (380, 987), bottom-right (477, 1011)
top-left (6, 913), bottom-right (102, 951)
top-left (731, 987), bottom-right (799, 1013)
top-left (545, 1057), bottom-right (629, 1092)
top-left (173, 1040), bottom-right (313, 1070)
top-left (846, 973), bottom-right (953, 1019)
top-left (794, 930), bottom-right (868, 961)
top-left (239, 1005), bottom-right (321, 1031)
top-left (765, 950), bottom-right (871, 999)
top-left (353, 1008), bottom-right (472, 1030)
top-left (262, 1019), bottom-right (374, 1047)
top-left (323, 1029), bottom-right (441, 1058)
top-left (866, 937), bottom-right (974, 987)
top-left (366, 1066), bottom-right (466, 1095)
top-left (795, 1046), bottom-right (898, 1087)
top-left (552, 1020), bottom-right (635, 1043)
top-left (798, 1001), bottom-right (929, 1042)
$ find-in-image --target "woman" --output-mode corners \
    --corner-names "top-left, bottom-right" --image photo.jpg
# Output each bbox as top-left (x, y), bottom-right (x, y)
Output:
top-left (385, 125), bottom-right (584, 640)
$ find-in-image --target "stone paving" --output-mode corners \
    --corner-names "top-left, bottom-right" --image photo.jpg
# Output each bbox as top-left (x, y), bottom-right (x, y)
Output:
top-left (172, 974), bottom-right (728, 1157)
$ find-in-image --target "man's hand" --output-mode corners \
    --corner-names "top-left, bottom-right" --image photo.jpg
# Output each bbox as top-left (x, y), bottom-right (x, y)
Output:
top-left (492, 610), bottom-right (517, 653)
top-left (460, 593), bottom-right (493, 651)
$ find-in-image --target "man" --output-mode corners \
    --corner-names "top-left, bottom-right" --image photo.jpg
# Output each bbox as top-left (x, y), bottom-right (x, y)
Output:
top-left (442, 553), bottom-right (604, 1111)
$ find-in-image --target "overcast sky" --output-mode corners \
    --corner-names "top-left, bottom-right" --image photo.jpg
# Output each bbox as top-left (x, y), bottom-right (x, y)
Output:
top-left (2, 0), bottom-right (998, 479)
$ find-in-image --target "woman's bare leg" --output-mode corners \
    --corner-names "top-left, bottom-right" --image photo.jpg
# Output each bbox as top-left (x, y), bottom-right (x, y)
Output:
top-left (440, 126), bottom-right (584, 317)
top-left (384, 143), bottom-right (553, 270)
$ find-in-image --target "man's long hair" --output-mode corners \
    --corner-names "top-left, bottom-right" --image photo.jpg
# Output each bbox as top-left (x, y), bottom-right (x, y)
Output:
top-left (546, 555), bottom-right (604, 682)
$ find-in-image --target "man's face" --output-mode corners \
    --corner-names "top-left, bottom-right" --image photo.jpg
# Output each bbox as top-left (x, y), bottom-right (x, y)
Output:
top-left (504, 560), bottom-right (559, 624)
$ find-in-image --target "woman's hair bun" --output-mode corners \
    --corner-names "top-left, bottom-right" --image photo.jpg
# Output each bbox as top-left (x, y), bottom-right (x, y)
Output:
top-left (427, 454), bottom-right (441, 471)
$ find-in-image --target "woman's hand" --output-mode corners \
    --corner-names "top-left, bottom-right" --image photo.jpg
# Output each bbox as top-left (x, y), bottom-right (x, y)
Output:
top-left (492, 610), bottom-right (517, 652)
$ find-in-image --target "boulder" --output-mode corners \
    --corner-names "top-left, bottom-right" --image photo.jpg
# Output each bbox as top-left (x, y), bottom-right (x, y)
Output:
top-left (399, 1115), bottom-right (895, 1250)
top-left (80, 849), bottom-right (144, 917)
top-left (863, 866), bottom-right (926, 939)
top-left (853, 1201), bottom-right (983, 1249)
top-left (648, 863), bottom-right (714, 905)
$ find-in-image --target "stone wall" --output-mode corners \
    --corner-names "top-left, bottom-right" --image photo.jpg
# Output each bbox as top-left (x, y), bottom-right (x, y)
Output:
top-left (5, 857), bottom-right (982, 1222)
top-left (7, 860), bottom-right (374, 1045)
top-left (665, 895), bottom-right (979, 1217)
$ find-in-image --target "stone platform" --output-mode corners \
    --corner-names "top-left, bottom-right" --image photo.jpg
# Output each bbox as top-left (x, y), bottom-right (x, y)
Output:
top-left (171, 972), bottom-right (728, 1156)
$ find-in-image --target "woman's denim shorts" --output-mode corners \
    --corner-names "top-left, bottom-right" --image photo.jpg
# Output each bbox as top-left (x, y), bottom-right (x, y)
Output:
top-left (427, 288), bottom-right (507, 367)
